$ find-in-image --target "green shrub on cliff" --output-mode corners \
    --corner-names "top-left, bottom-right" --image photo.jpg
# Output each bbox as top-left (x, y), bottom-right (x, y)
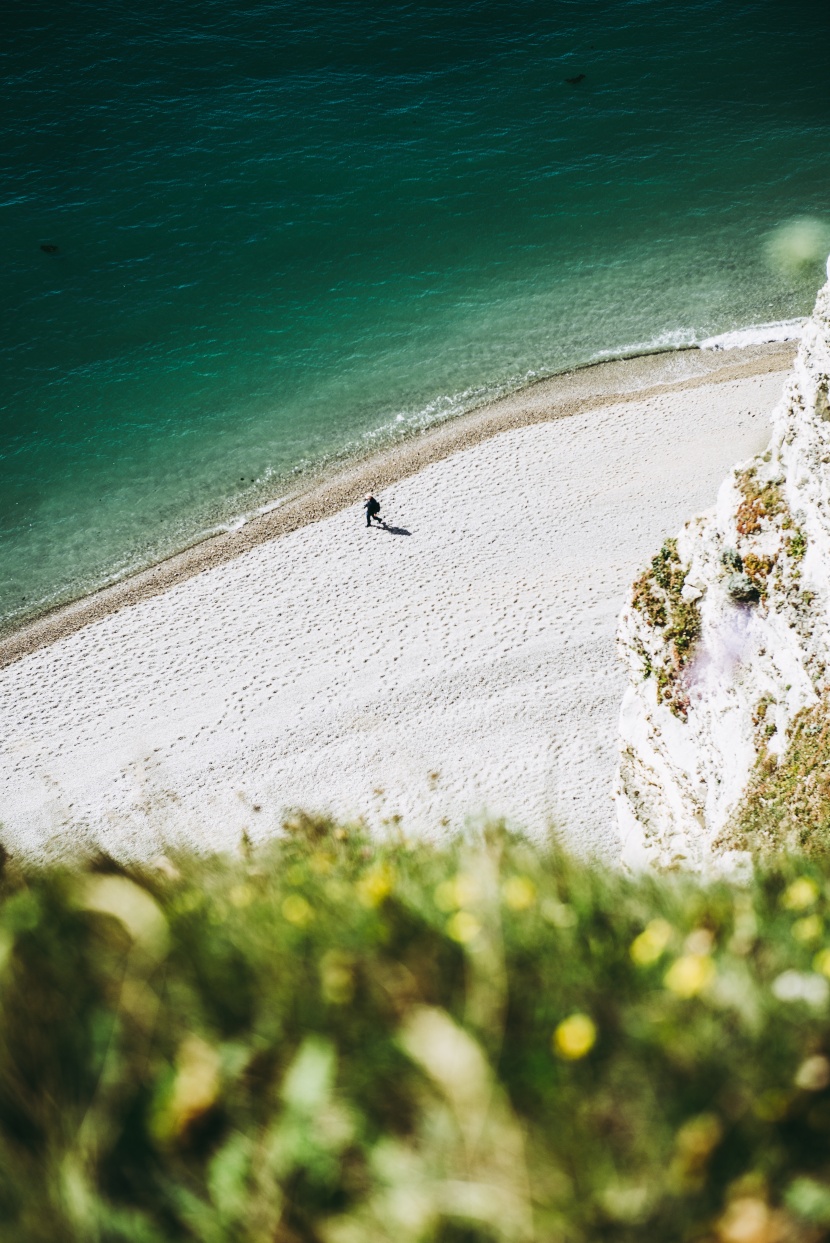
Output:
top-left (722, 699), bottom-right (830, 857)
top-left (630, 538), bottom-right (701, 719)
top-left (3, 822), bottom-right (830, 1241)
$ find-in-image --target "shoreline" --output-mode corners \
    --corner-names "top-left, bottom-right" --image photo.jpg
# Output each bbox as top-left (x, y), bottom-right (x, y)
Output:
top-left (0, 339), bottom-right (795, 670)
top-left (0, 360), bottom-right (791, 858)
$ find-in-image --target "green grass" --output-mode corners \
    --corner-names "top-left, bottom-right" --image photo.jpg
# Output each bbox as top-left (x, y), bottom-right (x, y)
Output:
top-left (720, 700), bottom-right (830, 858)
top-left (4, 820), bottom-right (830, 1241)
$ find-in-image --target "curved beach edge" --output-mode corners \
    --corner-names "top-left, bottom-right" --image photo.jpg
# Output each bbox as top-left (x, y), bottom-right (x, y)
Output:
top-left (0, 340), bottom-right (796, 670)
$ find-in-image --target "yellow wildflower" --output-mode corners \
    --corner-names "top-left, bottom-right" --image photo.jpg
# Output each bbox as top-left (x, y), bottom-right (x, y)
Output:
top-left (434, 873), bottom-right (479, 911)
top-left (282, 894), bottom-right (314, 927)
top-left (792, 915), bottom-right (823, 944)
top-left (358, 863), bottom-right (395, 908)
top-left (782, 878), bottom-right (819, 910)
top-left (553, 1014), bottom-right (597, 1060)
top-left (664, 953), bottom-right (714, 998)
top-left (446, 911), bottom-right (481, 944)
top-left (630, 919), bottom-right (673, 965)
top-left (503, 876), bottom-right (537, 911)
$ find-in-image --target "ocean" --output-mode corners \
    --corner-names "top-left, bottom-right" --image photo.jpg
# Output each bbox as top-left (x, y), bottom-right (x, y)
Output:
top-left (2, 0), bottom-right (829, 628)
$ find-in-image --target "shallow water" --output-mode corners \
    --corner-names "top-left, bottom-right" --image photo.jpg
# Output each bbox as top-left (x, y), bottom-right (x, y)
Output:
top-left (2, 0), bottom-right (829, 626)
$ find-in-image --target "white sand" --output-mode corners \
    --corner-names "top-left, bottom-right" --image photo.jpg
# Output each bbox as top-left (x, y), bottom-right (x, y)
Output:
top-left (0, 371), bottom-right (786, 862)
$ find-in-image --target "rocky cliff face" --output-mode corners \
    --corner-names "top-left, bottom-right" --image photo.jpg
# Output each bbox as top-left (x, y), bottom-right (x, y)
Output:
top-left (616, 264), bottom-right (830, 870)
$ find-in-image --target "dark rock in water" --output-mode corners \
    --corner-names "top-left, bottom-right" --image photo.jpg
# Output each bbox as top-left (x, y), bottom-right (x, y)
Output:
top-left (40, 243), bottom-right (59, 254)
top-left (566, 73), bottom-right (586, 84)
top-left (727, 572), bottom-right (759, 603)
top-left (721, 547), bottom-right (743, 572)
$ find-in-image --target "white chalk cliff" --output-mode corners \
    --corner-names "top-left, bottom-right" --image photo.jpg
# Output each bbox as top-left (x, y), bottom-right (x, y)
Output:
top-left (616, 262), bottom-right (830, 869)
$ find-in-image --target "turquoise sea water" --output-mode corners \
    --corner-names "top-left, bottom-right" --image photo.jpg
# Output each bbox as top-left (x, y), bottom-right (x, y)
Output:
top-left (2, 0), bottom-right (830, 628)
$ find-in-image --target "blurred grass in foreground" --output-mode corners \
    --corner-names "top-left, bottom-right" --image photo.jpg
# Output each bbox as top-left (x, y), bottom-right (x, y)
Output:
top-left (4, 820), bottom-right (830, 1241)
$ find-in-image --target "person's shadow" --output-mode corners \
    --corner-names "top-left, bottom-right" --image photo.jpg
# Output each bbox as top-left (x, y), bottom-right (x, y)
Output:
top-left (381, 523), bottom-right (411, 536)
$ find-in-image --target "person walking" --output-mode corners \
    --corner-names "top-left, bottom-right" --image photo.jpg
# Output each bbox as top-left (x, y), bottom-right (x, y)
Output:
top-left (363, 493), bottom-right (382, 527)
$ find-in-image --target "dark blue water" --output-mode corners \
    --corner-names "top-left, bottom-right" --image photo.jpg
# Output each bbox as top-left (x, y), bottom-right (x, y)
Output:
top-left (2, 0), bottom-right (829, 626)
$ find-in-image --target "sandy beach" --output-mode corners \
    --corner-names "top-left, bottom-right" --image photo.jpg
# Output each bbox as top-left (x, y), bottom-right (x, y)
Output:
top-left (0, 345), bottom-right (795, 862)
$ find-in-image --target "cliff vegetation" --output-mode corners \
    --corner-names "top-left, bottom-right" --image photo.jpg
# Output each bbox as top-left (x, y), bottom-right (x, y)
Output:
top-left (720, 699), bottom-right (830, 858)
top-left (631, 538), bottom-right (701, 718)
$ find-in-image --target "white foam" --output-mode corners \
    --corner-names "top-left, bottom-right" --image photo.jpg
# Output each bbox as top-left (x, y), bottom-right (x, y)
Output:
top-left (589, 327), bottom-right (698, 362)
top-left (590, 319), bottom-right (805, 363)
top-left (219, 516), bottom-right (249, 533)
top-left (255, 497), bottom-right (287, 517)
top-left (215, 495), bottom-right (287, 534)
top-left (699, 319), bottom-right (805, 351)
